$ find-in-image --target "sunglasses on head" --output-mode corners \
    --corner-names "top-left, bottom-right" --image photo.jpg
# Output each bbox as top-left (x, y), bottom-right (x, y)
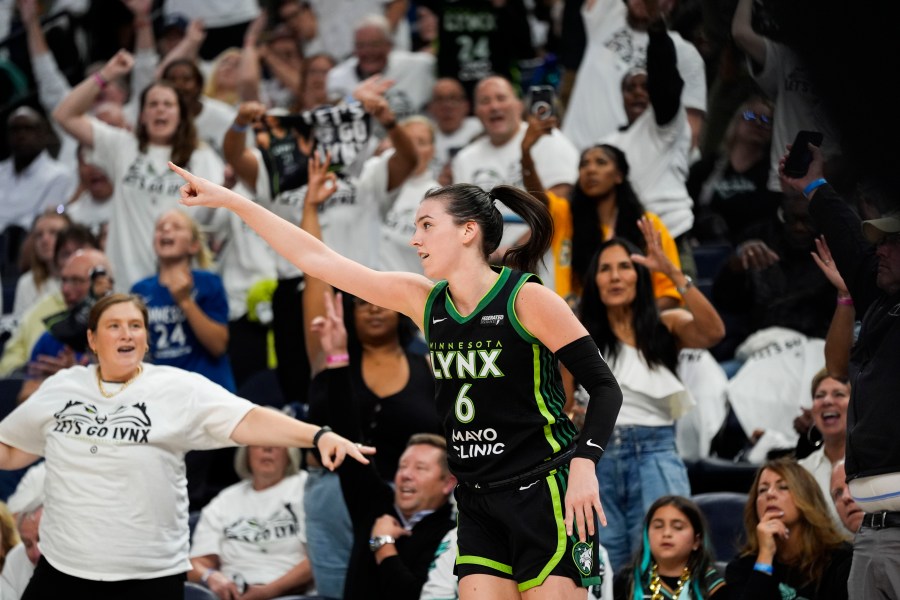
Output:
top-left (742, 110), bottom-right (772, 128)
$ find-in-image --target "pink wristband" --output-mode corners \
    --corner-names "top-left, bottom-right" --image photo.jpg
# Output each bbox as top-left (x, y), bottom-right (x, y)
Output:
top-left (92, 72), bottom-right (108, 89)
top-left (837, 296), bottom-right (854, 306)
top-left (326, 353), bottom-right (350, 365)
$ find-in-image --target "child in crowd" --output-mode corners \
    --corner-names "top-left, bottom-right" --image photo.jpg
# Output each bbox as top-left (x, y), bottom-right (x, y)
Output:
top-left (615, 495), bottom-right (726, 600)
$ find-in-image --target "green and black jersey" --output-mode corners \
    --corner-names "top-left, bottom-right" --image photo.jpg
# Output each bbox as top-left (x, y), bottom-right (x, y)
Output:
top-left (424, 266), bottom-right (579, 484)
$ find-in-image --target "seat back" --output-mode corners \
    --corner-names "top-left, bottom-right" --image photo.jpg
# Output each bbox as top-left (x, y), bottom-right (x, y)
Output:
top-left (0, 377), bottom-right (23, 414)
top-left (692, 491), bottom-right (748, 564)
top-left (184, 582), bottom-right (218, 600)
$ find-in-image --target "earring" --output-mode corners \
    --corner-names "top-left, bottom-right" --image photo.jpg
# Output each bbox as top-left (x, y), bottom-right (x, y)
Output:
top-left (806, 424), bottom-right (823, 449)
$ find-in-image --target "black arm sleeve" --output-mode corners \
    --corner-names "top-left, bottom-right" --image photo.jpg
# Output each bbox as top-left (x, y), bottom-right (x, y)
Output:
top-left (556, 335), bottom-right (623, 462)
top-left (647, 24), bottom-right (683, 127)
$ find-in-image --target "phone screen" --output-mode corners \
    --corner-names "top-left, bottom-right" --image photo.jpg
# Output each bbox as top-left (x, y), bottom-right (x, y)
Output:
top-left (528, 86), bottom-right (556, 120)
top-left (783, 130), bottom-right (824, 178)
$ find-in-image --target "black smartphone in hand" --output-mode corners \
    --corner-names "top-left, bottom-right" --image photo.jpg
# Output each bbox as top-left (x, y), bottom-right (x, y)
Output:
top-left (783, 130), bottom-right (824, 178)
top-left (527, 85), bottom-right (557, 120)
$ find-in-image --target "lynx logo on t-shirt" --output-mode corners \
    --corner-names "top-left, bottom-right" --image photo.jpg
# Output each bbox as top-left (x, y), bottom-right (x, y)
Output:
top-left (52, 400), bottom-right (152, 443)
top-left (224, 504), bottom-right (299, 547)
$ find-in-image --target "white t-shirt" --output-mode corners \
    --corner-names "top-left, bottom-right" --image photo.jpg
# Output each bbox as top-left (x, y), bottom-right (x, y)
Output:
top-left (64, 190), bottom-right (114, 239)
top-left (452, 122), bottom-right (579, 246)
top-left (88, 119), bottom-right (224, 291)
top-left (327, 50), bottom-right (436, 120)
top-left (163, 0), bottom-right (259, 29)
top-left (195, 97), bottom-right (238, 159)
top-left (603, 343), bottom-right (691, 427)
top-left (190, 472), bottom-right (309, 585)
top-left (206, 182), bottom-right (278, 320)
top-left (0, 363), bottom-right (256, 581)
top-left (251, 149), bottom-right (391, 277)
top-left (431, 116), bottom-right (483, 179)
top-left (0, 543), bottom-right (34, 600)
top-left (6, 461), bottom-right (46, 515)
top-left (11, 273), bottom-right (59, 322)
top-left (602, 106), bottom-right (694, 238)
top-left (380, 170), bottom-right (440, 274)
top-left (0, 152), bottom-right (75, 231)
top-left (306, 0), bottom-right (390, 61)
top-left (561, 0), bottom-right (707, 152)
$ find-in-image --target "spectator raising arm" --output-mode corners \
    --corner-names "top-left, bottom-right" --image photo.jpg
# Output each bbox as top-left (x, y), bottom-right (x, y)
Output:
top-left (52, 50), bottom-right (135, 147)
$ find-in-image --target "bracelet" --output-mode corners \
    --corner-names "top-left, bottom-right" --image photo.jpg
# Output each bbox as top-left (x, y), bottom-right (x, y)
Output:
top-left (383, 119), bottom-right (397, 130)
top-left (201, 568), bottom-right (217, 587)
top-left (312, 425), bottom-right (333, 449)
top-left (753, 562), bottom-right (774, 575)
top-left (676, 274), bottom-right (694, 296)
top-left (326, 353), bottom-right (350, 365)
top-left (230, 122), bottom-right (250, 133)
top-left (92, 72), bottom-right (108, 89)
top-left (837, 296), bottom-right (854, 306)
top-left (803, 178), bottom-right (828, 198)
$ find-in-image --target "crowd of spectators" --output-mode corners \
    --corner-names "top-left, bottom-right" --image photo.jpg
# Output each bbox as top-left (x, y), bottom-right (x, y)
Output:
top-left (0, 0), bottom-right (897, 598)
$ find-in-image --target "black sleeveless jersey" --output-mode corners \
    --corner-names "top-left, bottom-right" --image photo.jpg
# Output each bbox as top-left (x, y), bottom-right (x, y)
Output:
top-left (420, 0), bottom-right (536, 101)
top-left (424, 267), bottom-right (579, 483)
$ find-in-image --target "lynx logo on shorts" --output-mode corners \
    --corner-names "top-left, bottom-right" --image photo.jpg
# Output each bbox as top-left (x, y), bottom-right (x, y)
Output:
top-left (572, 541), bottom-right (593, 576)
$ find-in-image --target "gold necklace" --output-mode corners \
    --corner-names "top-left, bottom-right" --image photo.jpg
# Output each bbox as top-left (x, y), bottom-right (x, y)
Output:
top-left (649, 563), bottom-right (691, 600)
top-left (96, 365), bottom-right (143, 398)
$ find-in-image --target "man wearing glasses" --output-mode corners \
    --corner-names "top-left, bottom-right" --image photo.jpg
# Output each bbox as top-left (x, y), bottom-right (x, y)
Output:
top-left (781, 144), bottom-right (900, 600)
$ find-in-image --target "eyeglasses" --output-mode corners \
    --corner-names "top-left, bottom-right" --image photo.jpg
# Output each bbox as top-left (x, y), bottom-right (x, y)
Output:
top-left (742, 110), bottom-right (772, 128)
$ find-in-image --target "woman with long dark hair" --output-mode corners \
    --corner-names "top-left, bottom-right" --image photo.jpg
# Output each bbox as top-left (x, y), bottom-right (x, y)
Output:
top-left (53, 50), bottom-right (225, 291)
top-left (614, 495), bottom-right (726, 600)
top-left (521, 118), bottom-right (682, 309)
top-left (575, 222), bottom-right (724, 573)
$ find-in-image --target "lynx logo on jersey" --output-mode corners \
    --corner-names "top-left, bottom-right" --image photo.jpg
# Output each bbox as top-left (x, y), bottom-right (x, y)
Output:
top-left (430, 348), bottom-right (503, 379)
top-left (479, 314), bottom-right (504, 327)
top-left (573, 541), bottom-right (593, 576)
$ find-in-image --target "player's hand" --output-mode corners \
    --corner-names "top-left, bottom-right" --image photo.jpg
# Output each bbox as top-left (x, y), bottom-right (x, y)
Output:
top-left (564, 457), bottom-right (605, 542)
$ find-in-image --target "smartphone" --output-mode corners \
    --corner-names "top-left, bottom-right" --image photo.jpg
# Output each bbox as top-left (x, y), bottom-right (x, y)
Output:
top-left (783, 130), bottom-right (824, 178)
top-left (528, 85), bottom-right (557, 121)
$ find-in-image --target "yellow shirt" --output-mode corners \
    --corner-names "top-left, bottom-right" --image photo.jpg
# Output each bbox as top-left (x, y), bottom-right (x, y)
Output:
top-left (545, 192), bottom-right (682, 305)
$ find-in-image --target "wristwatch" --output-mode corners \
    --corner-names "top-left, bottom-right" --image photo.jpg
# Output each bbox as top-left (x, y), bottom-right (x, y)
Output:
top-left (676, 274), bottom-right (694, 296)
top-left (369, 535), bottom-right (396, 552)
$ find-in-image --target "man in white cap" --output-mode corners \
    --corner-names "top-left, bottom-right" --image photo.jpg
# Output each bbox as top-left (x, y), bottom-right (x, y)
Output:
top-left (780, 145), bottom-right (900, 600)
